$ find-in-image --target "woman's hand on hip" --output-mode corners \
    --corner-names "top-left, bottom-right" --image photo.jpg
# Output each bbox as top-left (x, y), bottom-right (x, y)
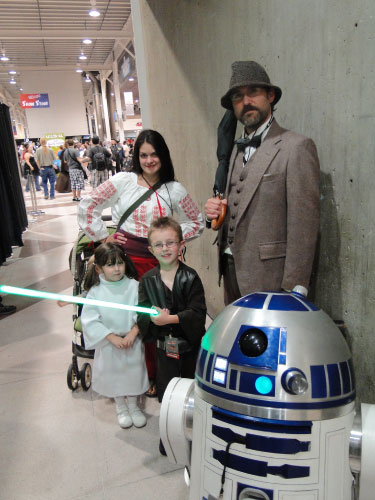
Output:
top-left (105, 232), bottom-right (127, 246)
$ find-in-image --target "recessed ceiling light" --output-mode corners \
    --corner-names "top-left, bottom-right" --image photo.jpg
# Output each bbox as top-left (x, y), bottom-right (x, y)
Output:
top-left (19, 88), bottom-right (23, 91)
top-left (83, 38), bottom-right (92, 44)
top-left (79, 53), bottom-right (87, 60)
top-left (9, 70), bottom-right (16, 75)
top-left (9, 79), bottom-right (16, 84)
top-left (76, 68), bottom-right (83, 73)
top-left (111, 92), bottom-right (114, 96)
top-left (128, 77), bottom-right (134, 81)
top-left (85, 76), bottom-right (91, 83)
top-left (89, 0), bottom-right (100, 17)
top-left (1, 55), bottom-right (9, 62)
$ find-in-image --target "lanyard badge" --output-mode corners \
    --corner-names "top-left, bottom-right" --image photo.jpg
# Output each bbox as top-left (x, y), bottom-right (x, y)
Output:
top-left (165, 336), bottom-right (180, 359)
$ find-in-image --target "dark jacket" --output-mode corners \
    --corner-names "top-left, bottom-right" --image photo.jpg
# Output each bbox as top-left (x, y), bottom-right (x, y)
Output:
top-left (138, 261), bottom-right (206, 347)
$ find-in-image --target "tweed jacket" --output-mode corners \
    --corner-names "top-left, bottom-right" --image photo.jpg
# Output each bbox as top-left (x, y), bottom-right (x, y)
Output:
top-left (218, 120), bottom-right (320, 295)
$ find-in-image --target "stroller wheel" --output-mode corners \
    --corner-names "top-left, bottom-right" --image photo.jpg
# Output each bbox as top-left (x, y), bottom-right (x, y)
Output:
top-left (67, 363), bottom-right (79, 391)
top-left (80, 363), bottom-right (92, 391)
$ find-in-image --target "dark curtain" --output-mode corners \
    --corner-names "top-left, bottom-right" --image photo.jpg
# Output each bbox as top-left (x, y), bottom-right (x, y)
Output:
top-left (0, 103), bottom-right (28, 264)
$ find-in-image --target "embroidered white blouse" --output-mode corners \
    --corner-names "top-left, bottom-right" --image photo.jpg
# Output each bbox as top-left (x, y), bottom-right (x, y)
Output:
top-left (78, 172), bottom-right (204, 241)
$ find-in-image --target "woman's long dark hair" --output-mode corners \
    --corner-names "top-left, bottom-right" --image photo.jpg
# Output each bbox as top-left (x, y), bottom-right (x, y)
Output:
top-left (83, 243), bottom-right (138, 291)
top-left (132, 129), bottom-right (176, 183)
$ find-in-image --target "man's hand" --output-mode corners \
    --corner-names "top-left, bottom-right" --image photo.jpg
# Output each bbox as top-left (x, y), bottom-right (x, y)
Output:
top-left (204, 197), bottom-right (227, 220)
top-left (151, 307), bottom-right (171, 326)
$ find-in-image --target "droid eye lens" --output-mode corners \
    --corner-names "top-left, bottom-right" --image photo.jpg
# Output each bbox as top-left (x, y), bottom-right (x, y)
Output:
top-left (239, 328), bottom-right (268, 357)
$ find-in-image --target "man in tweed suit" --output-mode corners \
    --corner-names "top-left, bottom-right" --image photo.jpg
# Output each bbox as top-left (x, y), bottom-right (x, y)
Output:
top-left (205, 61), bottom-right (320, 305)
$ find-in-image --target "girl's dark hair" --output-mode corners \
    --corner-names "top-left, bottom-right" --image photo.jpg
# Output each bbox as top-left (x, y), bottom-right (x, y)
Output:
top-left (132, 129), bottom-right (175, 183)
top-left (83, 243), bottom-right (138, 291)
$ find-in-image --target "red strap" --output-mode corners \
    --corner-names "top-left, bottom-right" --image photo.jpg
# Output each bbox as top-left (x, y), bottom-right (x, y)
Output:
top-left (149, 186), bottom-right (163, 217)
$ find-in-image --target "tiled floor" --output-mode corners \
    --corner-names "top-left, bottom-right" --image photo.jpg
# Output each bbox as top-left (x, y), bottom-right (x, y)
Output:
top-left (0, 184), bottom-right (189, 500)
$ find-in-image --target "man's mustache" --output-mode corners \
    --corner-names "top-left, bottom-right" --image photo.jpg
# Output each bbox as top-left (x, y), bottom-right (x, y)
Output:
top-left (241, 105), bottom-right (259, 117)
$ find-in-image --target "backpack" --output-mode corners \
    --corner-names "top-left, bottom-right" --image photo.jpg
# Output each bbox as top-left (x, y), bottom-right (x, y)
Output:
top-left (92, 147), bottom-right (107, 171)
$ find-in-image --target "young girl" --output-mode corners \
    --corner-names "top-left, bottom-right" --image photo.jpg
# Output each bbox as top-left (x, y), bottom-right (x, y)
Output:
top-left (81, 243), bottom-right (149, 429)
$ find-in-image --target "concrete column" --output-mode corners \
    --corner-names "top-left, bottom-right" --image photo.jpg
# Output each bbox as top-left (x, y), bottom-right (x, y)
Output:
top-left (106, 84), bottom-right (117, 139)
top-left (85, 101), bottom-right (92, 136)
top-left (112, 53), bottom-right (125, 143)
top-left (131, 0), bottom-right (151, 127)
top-left (88, 72), bottom-right (104, 142)
top-left (100, 72), bottom-right (111, 141)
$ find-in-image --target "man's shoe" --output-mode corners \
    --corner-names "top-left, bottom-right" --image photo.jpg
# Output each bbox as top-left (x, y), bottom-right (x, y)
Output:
top-left (129, 407), bottom-right (146, 428)
top-left (50, 196), bottom-right (55, 199)
top-left (117, 409), bottom-right (133, 429)
top-left (44, 196), bottom-right (49, 200)
top-left (0, 304), bottom-right (17, 316)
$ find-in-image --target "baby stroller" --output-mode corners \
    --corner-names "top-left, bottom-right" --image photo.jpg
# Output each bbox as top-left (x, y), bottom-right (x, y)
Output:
top-left (66, 216), bottom-right (113, 391)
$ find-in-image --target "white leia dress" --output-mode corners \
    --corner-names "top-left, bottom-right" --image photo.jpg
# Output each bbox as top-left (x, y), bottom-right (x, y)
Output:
top-left (81, 275), bottom-right (149, 397)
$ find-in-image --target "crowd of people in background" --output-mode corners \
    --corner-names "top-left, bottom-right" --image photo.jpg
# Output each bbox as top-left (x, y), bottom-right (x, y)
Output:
top-left (18, 136), bottom-right (135, 201)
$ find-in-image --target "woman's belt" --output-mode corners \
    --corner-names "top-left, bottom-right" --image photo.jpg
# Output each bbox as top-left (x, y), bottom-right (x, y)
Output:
top-left (118, 230), bottom-right (154, 258)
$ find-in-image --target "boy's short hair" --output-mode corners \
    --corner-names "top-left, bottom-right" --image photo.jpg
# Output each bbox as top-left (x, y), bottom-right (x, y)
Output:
top-left (148, 217), bottom-right (183, 243)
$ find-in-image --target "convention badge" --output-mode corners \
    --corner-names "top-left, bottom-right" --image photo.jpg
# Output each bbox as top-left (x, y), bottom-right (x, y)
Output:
top-left (165, 336), bottom-right (180, 359)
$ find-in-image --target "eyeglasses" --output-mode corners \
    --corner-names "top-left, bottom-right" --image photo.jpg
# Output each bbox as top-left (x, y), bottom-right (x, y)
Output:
top-left (151, 241), bottom-right (180, 251)
top-left (230, 86), bottom-right (264, 103)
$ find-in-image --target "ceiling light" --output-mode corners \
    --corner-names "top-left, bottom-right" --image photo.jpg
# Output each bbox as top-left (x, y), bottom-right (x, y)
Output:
top-left (83, 39), bottom-right (92, 44)
top-left (85, 76), bottom-right (91, 83)
top-left (9, 70), bottom-right (16, 75)
top-left (76, 68), bottom-right (83, 73)
top-left (128, 77), bottom-right (134, 81)
top-left (79, 52), bottom-right (87, 60)
top-left (111, 92), bottom-right (114, 96)
top-left (19, 88), bottom-right (23, 91)
top-left (1, 54), bottom-right (9, 62)
top-left (9, 78), bottom-right (16, 85)
top-left (89, 0), bottom-right (100, 17)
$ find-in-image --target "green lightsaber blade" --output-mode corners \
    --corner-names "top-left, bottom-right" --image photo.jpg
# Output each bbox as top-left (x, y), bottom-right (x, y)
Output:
top-left (0, 285), bottom-right (158, 315)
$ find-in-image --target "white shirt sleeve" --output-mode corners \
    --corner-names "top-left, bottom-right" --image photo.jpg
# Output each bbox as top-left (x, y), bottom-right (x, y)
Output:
top-left (169, 182), bottom-right (205, 241)
top-left (81, 288), bottom-right (112, 350)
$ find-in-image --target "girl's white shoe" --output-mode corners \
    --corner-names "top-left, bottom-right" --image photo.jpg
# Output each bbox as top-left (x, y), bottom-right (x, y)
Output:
top-left (129, 407), bottom-right (146, 428)
top-left (117, 409), bottom-right (133, 428)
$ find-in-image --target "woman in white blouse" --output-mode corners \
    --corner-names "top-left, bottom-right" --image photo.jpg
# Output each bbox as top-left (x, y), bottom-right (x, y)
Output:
top-left (78, 129), bottom-right (204, 396)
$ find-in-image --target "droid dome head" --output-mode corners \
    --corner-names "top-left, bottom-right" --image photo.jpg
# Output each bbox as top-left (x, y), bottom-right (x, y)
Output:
top-left (195, 292), bottom-right (355, 421)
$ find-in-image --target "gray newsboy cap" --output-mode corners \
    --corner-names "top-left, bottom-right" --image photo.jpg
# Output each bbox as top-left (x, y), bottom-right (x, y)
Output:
top-left (221, 61), bottom-right (282, 110)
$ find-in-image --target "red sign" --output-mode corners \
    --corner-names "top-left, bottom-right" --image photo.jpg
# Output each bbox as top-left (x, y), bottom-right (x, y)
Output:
top-left (20, 93), bottom-right (50, 109)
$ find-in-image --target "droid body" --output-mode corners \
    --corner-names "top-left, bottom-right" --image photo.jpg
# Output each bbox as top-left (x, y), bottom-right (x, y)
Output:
top-left (160, 292), bottom-right (373, 500)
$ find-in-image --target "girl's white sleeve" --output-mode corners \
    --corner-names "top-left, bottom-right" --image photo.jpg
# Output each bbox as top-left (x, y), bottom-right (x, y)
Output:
top-left (77, 175), bottom-right (124, 241)
top-left (81, 289), bottom-right (112, 350)
top-left (172, 182), bottom-right (204, 241)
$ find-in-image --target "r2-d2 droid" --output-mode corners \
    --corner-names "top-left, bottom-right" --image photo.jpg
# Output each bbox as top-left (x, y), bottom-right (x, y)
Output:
top-left (160, 292), bottom-right (375, 500)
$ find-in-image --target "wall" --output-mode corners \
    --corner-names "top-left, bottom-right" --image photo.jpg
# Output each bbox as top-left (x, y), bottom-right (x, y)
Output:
top-left (21, 71), bottom-right (88, 138)
top-left (132, 0), bottom-right (375, 401)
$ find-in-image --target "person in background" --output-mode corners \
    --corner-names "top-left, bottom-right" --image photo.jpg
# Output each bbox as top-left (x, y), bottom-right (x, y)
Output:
top-left (35, 137), bottom-right (58, 200)
top-left (110, 139), bottom-right (124, 173)
top-left (24, 143), bottom-right (41, 192)
top-left (55, 142), bottom-right (71, 194)
top-left (87, 135), bottom-right (111, 189)
top-left (64, 138), bottom-right (87, 201)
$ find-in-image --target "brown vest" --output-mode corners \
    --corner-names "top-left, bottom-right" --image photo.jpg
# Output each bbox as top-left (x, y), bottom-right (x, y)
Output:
top-left (222, 149), bottom-right (251, 250)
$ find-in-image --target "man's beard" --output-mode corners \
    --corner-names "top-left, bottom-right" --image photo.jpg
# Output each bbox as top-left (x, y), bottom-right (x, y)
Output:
top-left (239, 105), bottom-right (269, 132)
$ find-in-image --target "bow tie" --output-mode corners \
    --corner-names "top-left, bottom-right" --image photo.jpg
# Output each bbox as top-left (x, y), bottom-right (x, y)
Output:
top-left (236, 135), bottom-right (262, 152)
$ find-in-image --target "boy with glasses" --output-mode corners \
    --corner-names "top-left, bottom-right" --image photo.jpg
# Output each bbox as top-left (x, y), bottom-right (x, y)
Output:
top-left (137, 216), bottom-right (206, 454)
